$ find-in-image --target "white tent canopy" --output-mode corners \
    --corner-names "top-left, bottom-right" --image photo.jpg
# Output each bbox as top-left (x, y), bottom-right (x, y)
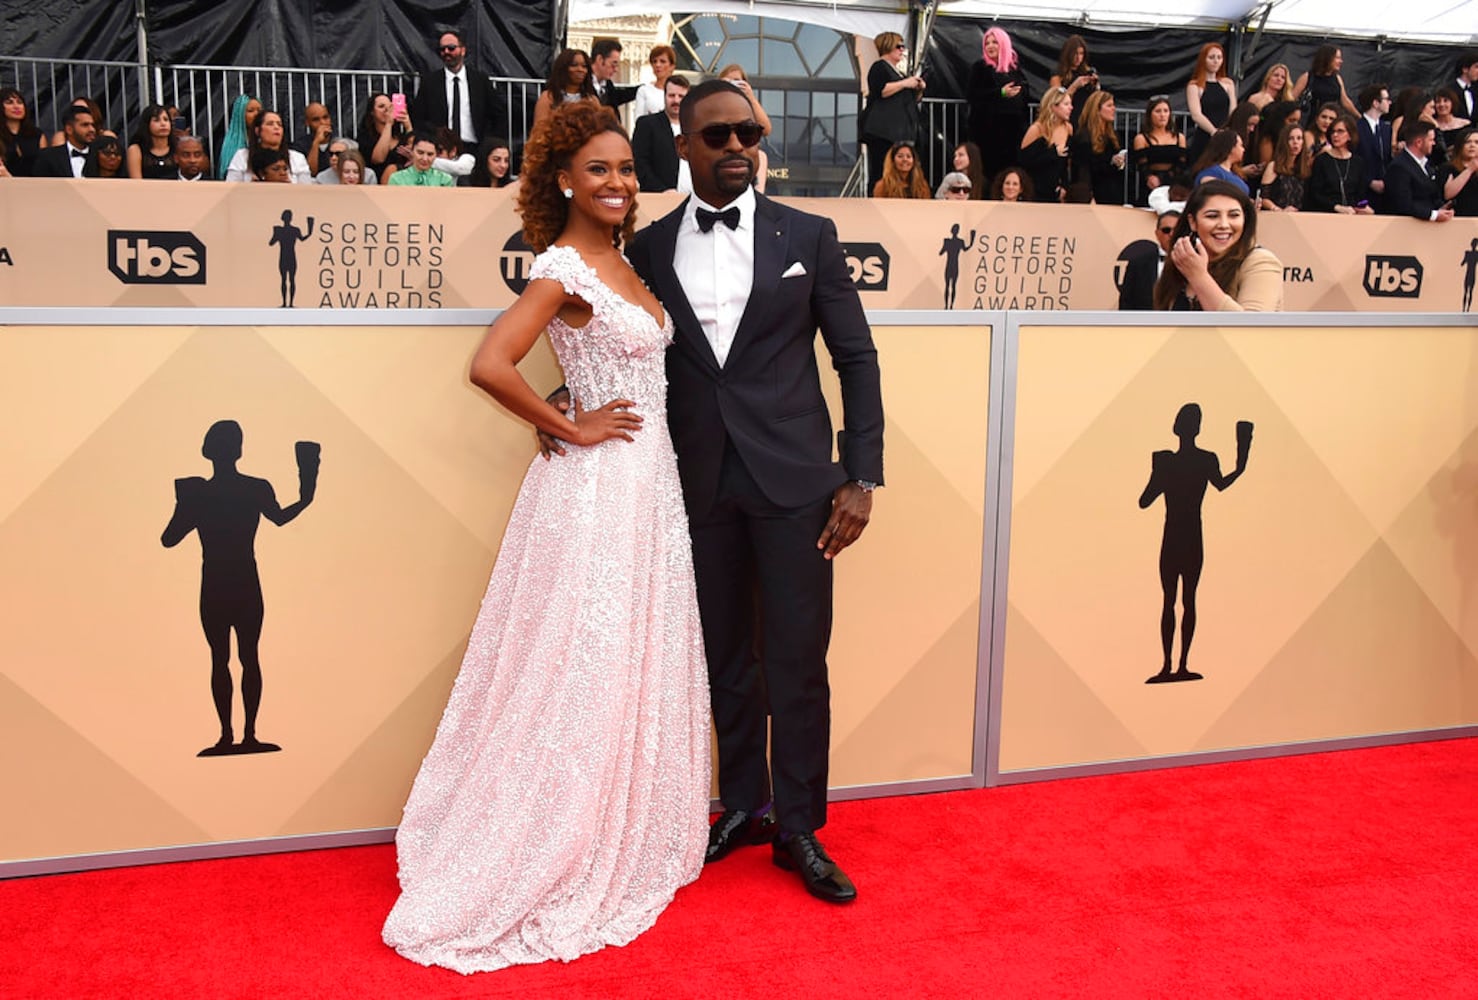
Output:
top-left (569, 0), bottom-right (1476, 46)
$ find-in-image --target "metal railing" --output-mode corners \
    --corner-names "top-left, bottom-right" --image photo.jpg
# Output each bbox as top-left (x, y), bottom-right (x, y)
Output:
top-left (1, 56), bottom-right (149, 140)
top-left (6, 51), bottom-right (1199, 200)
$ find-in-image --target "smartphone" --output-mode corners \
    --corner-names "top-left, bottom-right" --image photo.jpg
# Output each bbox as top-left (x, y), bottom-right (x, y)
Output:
top-left (171, 115), bottom-right (188, 132)
top-left (391, 93), bottom-right (407, 118)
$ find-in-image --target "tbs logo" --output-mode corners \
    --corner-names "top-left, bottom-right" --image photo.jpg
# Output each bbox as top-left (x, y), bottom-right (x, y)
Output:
top-left (1362, 255), bottom-right (1421, 298)
top-left (108, 230), bottom-right (206, 284)
top-left (842, 242), bottom-right (889, 291)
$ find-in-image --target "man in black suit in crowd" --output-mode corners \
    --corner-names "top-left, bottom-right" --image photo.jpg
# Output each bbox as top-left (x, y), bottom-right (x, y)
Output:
top-left (31, 104), bottom-right (96, 178)
top-left (1384, 119), bottom-right (1456, 222)
top-left (1119, 210), bottom-right (1179, 310)
top-left (590, 38), bottom-right (638, 110)
top-left (1452, 51), bottom-right (1478, 120)
top-left (629, 80), bottom-right (883, 904)
top-left (1354, 83), bottom-right (1393, 211)
top-left (632, 75), bottom-right (688, 192)
top-left (174, 135), bottom-right (213, 180)
top-left (412, 29), bottom-right (496, 151)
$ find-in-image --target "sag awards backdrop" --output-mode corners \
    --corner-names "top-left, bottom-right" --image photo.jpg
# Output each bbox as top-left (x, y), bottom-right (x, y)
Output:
top-left (0, 179), bottom-right (1475, 313)
top-left (0, 317), bottom-right (989, 871)
top-left (2, 181), bottom-right (1477, 874)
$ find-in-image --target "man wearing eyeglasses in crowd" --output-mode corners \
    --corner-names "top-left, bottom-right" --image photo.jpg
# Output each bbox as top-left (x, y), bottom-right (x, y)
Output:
top-left (1119, 210), bottom-right (1180, 310)
top-left (628, 79), bottom-right (884, 905)
top-left (412, 29), bottom-right (496, 151)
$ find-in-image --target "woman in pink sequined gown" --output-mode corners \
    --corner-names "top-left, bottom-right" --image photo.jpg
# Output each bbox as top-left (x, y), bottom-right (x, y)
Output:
top-left (382, 103), bottom-right (710, 974)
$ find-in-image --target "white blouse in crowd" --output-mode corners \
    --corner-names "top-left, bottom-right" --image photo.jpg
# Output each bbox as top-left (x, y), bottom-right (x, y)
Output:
top-left (225, 147), bottom-right (313, 183)
top-left (632, 82), bottom-right (665, 118)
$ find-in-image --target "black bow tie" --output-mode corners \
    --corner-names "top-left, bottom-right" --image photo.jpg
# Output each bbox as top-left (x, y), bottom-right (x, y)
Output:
top-left (696, 206), bottom-right (740, 233)
top-left (71, 147), bottom-right (88, 158)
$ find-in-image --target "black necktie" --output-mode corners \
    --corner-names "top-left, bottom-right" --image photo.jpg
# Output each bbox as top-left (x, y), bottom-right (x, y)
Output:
top-left (696, 206), bottom-right (740, 233)
top-left (450, 75), bottom-right (461, 132)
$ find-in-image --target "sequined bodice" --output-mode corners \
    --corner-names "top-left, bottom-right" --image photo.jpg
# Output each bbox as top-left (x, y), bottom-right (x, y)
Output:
top-left (531, 245), bottom-right (673, 416)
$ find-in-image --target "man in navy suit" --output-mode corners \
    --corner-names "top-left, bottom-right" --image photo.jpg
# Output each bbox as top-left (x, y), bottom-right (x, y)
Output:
top-left (1384, 119), bottom-right (1456, 222)
top-left (628, 80), bottom-right (884, 903)
top-left (1354, 83), bottom-right (1393, 211)
top-left (631, 75), bottom-right (687, 192)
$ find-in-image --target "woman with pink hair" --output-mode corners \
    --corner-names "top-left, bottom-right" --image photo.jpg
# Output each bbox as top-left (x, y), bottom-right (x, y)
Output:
top-left (967, 25), bottom-right (1032, 182)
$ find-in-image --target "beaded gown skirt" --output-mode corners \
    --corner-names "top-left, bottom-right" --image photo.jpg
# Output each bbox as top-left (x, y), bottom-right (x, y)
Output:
top-left (383, 245), bottom-right (711, 974)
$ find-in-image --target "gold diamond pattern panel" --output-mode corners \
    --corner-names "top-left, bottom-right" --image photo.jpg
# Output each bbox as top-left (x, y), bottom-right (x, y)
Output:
top-left (1, 320), bottom-right (989, 865)
top-left (1001, 323), bottom-right (1478, 773)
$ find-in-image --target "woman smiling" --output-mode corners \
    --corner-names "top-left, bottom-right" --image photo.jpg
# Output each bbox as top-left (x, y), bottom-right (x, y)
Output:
top-left (1153, 180), bottom-right (1282, 311)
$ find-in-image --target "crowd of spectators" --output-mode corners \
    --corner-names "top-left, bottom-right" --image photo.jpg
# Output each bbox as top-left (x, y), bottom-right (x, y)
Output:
top-left (2, 27), bottom-right (1474, 222)
top-left (874, 29), bottom-right (1478, 222)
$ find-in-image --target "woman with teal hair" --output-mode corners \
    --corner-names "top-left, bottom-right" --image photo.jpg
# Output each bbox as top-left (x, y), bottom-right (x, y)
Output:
top-left (217, 94), bottom-right (261, 178)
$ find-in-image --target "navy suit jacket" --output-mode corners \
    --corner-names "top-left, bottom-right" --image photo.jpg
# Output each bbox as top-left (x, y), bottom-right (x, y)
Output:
top-left (1383, 151), bottom-right (1441, 219)
top-left (631, 112), bottom-right (680, 192)
top-left (1355, 116), bottom-right (1392, 192)
top-left (626, 193), bottom-right (884, 515)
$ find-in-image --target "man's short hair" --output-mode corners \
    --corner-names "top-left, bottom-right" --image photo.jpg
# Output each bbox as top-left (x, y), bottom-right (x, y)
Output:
top-left (1457, 50), bottom-right (1478, 73)
top-left (1156, 210), bottom-right (1181, 226)
top-left (1357, 83), bottom-right (1389, 112)
top-left (591, 38), bottom-right (622, 60)
top-left (677, 78), bottom-right (746, 133)
top-left (62, 104), bottom-right (93, 127)
top-left (439, 28), bottom-right (465, 47)
top-left (665, 74), bottom-right (691, 93)
top-left (1398, 117), bottom-right (1435, 145)
top-left (176, 134), bottom-right (205, 150)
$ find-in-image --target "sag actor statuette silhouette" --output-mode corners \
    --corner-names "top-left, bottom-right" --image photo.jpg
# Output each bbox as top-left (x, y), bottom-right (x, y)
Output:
top-left (161, 421), bottom-right (320, 756)
top-left (1138, 404), bottom-right (1251, 684)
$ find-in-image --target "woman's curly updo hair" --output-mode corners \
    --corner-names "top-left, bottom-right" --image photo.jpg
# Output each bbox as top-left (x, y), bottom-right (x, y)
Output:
top-left (517, 102), bottom-right (635, 253)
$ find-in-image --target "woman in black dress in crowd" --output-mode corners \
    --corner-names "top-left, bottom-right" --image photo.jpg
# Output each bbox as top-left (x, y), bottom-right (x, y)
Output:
top-left (1291, 44), bottom-right (1358, 118)
top-left (1133, 95), bottom-right (1187, 207)
top-left (0, 88), bottom-right (48, 176)
top-left (358, 92), bottom-right (411, 182)
top-left (470, 137), bottom-right (517, 188)
top-left (942, 141), bottom-right (986, 199)
top-left (1306, 114), bottom-right (1372, 213)
top-left (863, 31), bottom-right (925, 195)
top-left (1186, 42), bottom-right (1236, 169)
top-left (1019, 88), bottom-right (1073, 202)
top-left (82, 135), bottom-right (125, 179)
top-left (1439, 129), bottom-right (1478, 217)
top-left (1071, 90), bottom-right (1128, 205)
top-left (1434, 88), bottom-right (1473, 153)
top-left (1259, 123), bottom-right (1311, 212)
top-left (1049, 34), bottom-right (1097, 128)
top-left (967, 26), bottom-right (1030, 183)
top-left (127, 104), bottom-right (177, 179)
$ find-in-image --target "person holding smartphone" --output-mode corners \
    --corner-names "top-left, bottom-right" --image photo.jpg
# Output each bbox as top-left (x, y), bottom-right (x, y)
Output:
top-left (359, 92), bottom-right (412, 181)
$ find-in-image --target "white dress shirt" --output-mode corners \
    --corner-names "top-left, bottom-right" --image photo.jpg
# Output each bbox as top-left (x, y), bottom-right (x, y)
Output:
top-left (67, 143), bottom-right (88, 178)
top-left (444, 67), bottom-right (475, 144)
top-left (667, 118), bottom-right (692, 194)
top-left (673, 185), bottom-right (756, 368)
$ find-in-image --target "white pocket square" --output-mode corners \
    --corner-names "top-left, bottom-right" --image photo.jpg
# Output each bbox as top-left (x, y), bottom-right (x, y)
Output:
top-left (781, 261), bottom-right (807, 278)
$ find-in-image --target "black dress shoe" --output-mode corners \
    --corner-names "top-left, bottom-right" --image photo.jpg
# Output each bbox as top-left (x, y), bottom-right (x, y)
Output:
top-left (706, 808), bottom-right (777, 863)
top-left (772, 833), bottom-right (857, 903)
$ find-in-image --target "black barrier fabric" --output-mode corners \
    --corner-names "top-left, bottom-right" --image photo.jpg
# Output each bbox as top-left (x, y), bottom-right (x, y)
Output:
top-left (924, 18), bottom-right (1467, 113)
top-left (7, 0), bottom-right (552, 80)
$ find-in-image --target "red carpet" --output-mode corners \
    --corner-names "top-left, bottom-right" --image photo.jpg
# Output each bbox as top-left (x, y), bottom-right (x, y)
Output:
top-left (5, 738), bottom-right (1477, 999)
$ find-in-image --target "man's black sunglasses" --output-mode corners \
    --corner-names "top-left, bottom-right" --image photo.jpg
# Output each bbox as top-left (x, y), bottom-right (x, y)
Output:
top-left (686, 121), bottom-right (764, 149)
